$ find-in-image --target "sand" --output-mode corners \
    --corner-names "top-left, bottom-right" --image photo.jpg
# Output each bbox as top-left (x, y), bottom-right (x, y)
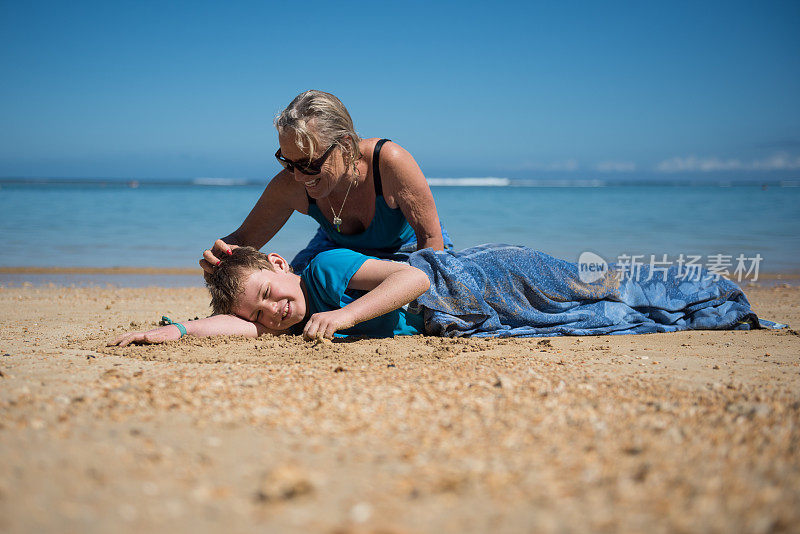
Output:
top-left (0, 283), bottom-right (798, 533)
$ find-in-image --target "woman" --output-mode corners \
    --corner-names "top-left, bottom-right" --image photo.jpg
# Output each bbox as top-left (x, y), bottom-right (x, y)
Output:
top-left (201, 90), bottom-right (453, 273)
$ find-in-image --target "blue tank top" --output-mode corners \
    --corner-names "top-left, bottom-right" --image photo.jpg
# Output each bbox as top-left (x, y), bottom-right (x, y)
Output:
top-left (306, 139), bottom-right (416, 252)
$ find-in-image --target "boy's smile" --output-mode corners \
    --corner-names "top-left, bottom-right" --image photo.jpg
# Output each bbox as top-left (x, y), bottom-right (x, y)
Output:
top-left (231, 254), bottom-right (308, 332)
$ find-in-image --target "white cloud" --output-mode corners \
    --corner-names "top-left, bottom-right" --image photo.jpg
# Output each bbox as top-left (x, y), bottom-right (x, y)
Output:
top-left (751, 153), bottom-right (800, 170)
top-left (595, 161), bottom-right (636, 172)
top-left (655, 156), bottom-right (742, 172)
top-left (656, 153), bottom-right (800, 172)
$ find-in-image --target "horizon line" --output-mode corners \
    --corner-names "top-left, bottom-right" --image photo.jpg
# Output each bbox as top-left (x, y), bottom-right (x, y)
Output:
top-left (1, 176), bottom-right (798, 188)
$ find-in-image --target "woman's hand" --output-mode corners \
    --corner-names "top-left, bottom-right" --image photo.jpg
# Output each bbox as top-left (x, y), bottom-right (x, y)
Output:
top-left (108, 325), bottom-right (183, 347)
top-left (200, 239), bottom-right (238, 273)
top-left (303, 310), bottom-right (356, 341)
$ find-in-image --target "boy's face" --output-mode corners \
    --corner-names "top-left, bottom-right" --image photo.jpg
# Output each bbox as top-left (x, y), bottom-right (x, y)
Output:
top-left (231, 254), bottom-right (307, 333)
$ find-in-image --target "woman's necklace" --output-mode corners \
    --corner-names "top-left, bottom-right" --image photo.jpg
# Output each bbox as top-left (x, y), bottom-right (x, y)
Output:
top-left (330, 175), bottom-right (356, 232)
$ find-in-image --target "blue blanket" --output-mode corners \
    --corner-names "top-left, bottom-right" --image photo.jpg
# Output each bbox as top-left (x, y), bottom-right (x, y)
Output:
top-left (409, 244), bottom-right (785, 338)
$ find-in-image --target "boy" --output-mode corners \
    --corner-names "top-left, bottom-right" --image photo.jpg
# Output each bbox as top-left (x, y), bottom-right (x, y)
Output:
top-left (111, 245), bottom-right (779, 347)
top-left (111, 247), bottom-right (430, 346)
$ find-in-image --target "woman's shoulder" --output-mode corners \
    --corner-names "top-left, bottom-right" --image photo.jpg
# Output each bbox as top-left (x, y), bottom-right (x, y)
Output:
top-left (359, 138), bottom-right (428, 205)
top-left (361, 137), bottom-right (408, 157)
top-left (361, 138), bottom-right (418, 179)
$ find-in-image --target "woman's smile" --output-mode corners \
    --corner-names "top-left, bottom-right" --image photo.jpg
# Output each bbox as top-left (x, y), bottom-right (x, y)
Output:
top-left (302, 174), bottom-right (329, 198)
top-left (304, 176), bottom-right (321, 188)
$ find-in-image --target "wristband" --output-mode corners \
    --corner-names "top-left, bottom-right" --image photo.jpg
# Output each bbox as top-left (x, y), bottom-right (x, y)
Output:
top-left (160, 316), bottom-right (187, 337)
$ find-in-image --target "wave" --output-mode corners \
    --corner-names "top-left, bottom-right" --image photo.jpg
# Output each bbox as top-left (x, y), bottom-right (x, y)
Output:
top-left (426, 177), bottom-right (511, 187)
top-left (426, 177), bottom-right (799, 188)
top-left (510, 179), bottom-right (607, 187)
top-left (427, 177), bottom-right (607, 187)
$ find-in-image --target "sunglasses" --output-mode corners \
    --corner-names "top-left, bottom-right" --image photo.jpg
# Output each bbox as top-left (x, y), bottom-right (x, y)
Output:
top-left (275, 140), bottom-right (339, 176)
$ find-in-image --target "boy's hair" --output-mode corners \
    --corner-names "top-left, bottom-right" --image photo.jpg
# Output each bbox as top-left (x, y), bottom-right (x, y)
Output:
top-left (204, 246), bottom-right (275, 315)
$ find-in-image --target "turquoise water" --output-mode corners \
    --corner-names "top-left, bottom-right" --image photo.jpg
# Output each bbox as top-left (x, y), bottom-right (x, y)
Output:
top-left (1, 182), bottom-right (799, 284)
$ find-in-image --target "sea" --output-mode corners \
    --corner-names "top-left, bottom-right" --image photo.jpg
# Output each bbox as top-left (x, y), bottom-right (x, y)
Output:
top-left (1, 177), bottom-right (799, 287)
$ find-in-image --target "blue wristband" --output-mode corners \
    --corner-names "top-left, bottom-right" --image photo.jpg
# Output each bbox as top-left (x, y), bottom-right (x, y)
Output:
top-left (161, 316), bottom-right (187, 337)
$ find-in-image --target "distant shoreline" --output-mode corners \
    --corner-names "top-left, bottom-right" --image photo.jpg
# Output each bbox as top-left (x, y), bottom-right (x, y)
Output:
top-left (0, 266), bottom-right (201, 275)
top-left (1, 177), bottom-right (798, 188)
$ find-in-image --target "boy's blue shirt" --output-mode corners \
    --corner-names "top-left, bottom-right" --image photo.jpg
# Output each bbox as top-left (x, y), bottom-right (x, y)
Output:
top-left (300, 248), bottom-right (425, 338)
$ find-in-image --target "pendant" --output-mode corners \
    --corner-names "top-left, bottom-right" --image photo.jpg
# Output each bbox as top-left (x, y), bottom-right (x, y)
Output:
top-left (333, 216), bottom-right (342, 232)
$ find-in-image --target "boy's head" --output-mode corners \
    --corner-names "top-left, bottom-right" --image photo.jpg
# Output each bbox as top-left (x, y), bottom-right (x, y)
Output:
top-left (204, 247), bottom-right (306, 332)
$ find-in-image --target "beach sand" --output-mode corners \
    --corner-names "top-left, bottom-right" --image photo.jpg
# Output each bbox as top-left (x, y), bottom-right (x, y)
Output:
top-left (1, 283), bottom-right (798, 533)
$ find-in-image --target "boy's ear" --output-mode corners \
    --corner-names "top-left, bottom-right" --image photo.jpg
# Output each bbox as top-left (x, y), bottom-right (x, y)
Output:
top-left (266, 253), bottom-right (290, 272)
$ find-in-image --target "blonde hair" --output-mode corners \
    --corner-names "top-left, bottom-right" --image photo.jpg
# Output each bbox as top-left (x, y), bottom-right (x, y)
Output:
top-left (274, 90), bottom-right (361, 165)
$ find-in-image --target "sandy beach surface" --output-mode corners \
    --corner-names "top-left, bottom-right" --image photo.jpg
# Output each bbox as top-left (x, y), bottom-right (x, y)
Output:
top-left (1, 282), bottom-right (798, 533)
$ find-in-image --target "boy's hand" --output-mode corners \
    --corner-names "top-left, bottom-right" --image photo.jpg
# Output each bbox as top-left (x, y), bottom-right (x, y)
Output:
top-left (108, 326), bottom-right (183, 347)
top-left (303, 310), bottom-right (355, 341)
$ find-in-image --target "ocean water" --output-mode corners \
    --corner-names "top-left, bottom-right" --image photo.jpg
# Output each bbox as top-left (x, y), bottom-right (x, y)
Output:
top-left (1, 181), bottom-right (799, 285)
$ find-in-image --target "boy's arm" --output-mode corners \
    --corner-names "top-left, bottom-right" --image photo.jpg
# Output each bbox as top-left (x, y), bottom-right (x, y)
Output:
top-left (303, 259), bottom-right (430, 340)
top-left (109, 314), bottom-right (270, 347)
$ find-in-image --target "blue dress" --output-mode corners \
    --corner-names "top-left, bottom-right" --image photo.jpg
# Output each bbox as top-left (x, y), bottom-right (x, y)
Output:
top-left (289, 139), bottom-right (453, 271)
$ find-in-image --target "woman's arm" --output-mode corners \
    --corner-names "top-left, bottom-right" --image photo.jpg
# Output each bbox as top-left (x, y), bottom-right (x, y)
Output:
top-left (201, 171), bottom-right (305, 272)
top-left (379, 142), bottom-right (445, 251)
top-left (108, 314), bottom-right (275, 347)
top-left (302, 259), bottom-right (431, 340)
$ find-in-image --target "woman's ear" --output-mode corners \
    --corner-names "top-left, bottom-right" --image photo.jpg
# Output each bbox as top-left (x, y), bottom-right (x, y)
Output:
top-left (343, 135), bottom-right (357, 163)
top-left (267, 253), bottom-right (290, 273)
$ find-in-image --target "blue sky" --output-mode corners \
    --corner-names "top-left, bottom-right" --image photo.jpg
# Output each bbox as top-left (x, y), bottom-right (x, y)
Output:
top-left (1, 0), bottom-right (798, 180)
